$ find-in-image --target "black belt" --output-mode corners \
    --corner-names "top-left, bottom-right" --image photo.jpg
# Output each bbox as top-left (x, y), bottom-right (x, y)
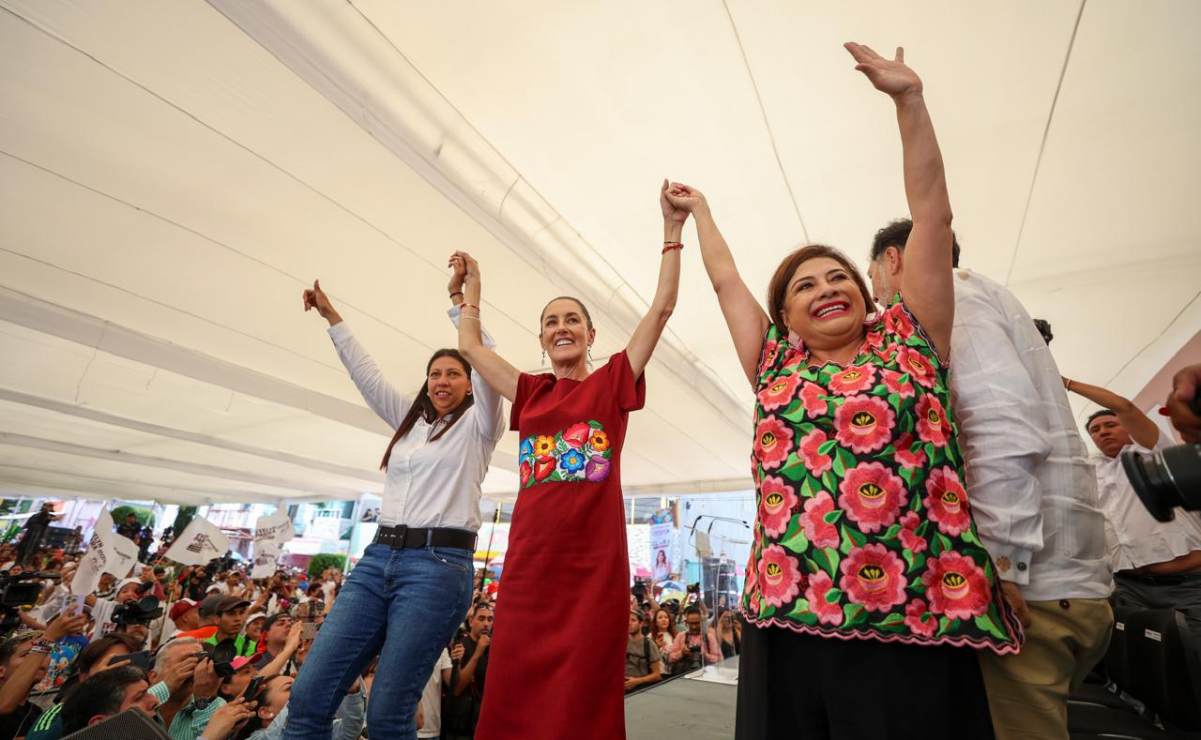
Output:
top-left (1115, 570), bottom-right (1201, 586)
top-left (373, 525), bottom-right (476, 551)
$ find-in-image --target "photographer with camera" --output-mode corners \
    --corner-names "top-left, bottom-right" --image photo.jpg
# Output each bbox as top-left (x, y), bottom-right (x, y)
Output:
top-left (0, 612), bottom-right (87, 738)
top-left (667, 606), bottom-right (721, 673)
top-left (1065, 377), bottom-right (1201, 620)
top-left (86, 577), bottom-right (150, 642)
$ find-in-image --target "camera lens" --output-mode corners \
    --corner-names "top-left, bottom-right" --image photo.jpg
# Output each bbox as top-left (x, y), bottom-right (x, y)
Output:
top-left (1121, 444), bottom-right (1201, 522)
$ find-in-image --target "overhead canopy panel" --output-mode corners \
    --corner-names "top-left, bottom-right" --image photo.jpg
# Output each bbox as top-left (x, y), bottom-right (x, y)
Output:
top-left (0, 0), bottom-right (1197, 505)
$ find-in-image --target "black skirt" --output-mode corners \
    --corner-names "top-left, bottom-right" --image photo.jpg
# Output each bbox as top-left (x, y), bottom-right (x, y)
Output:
top-left (736, 616), bottom-right (995, 740)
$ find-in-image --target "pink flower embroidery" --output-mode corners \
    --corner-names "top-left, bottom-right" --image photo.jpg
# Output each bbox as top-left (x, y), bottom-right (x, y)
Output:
top-left (839, 544), bottom-right (908, 612)
top-left (894, 433), bottom-right (927, 470)
top-left (898, 347), bottom-right (936, 389)
top-left (754, 417), bottom-right (793, 470)
top-left (882, 369), bottom-right (915, 399)
top-left (838, 462), bottom-right (907, 533)
top-left (916, 394), bottom-right (951, 448)
top-left (757, 373), bottom-right (800, 412)
top-left (758, 545), bottom-right (803, 607)
top-left (828, 365), bottom-right (876, 396)
top-left (924, 466), bottom-right (971, 536)
top-left (904, 598), bottom-right (937, 636)
top-left (798, 492), bottom-right (841, 549)
top-left (922, 552), bottom-right (990, 620)
top-left (804, 571), bottom-right (844, 626)
top-left (833, 396), bottom-right (895, 454)
top-left (758, 476), bottom-right (798, 538)
top-left (799, 429), bottom-right (833, 476)
top-left (899, 511), bottom-right (927, 553)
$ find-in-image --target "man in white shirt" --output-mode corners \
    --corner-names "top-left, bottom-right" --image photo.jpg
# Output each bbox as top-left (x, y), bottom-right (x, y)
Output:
top-left (1064, 378), bottom-right (1201, 620)
top-left (869, 220), bottom-right (1113, 740)
top-left (417, 648), bottom-right (453, 739)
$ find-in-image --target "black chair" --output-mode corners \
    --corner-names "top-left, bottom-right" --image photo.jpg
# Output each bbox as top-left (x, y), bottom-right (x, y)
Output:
top-left (1124, 608), bottom-right (1201, 731)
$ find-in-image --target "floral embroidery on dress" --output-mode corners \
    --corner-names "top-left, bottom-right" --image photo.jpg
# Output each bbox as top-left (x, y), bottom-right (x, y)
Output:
top-left (741, 301), bottom-right (1022, 654)
top-left (518, 421), bottom-right (612, 489)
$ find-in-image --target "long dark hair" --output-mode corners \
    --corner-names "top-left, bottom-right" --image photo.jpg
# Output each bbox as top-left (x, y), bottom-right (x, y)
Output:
top-left (380, 349), bottom-right (474, 469)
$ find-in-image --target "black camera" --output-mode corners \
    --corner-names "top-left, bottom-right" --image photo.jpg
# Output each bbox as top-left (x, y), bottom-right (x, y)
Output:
top-left (1, 571), bottom-right (60, 636)
top-left (1121, 393), bottom-right (1201, 523)
top-left (1121, 443), bottom-right (1201, 522)
top-left (206, 638), bottom-right (239, 679)
top-left (112, 596), bottom-right (163, 627)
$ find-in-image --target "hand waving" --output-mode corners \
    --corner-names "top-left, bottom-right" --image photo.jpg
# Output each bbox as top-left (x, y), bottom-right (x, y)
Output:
top-left (660, 179), bottom-right (690, 225)
top-left (302, 280), bottom-right (341, 325)
top-left (844, 42), bottom-right (922, 99)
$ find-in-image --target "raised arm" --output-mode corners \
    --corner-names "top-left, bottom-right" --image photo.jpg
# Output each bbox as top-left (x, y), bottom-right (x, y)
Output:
top-left (847, 42), bottom-right (955, 358)
top-left (1063, 377), bottom-right (1160, 449)
top-left (663, 184), bottom-right (769, 388)
top-left (446, 256), bottom-right (506, 442)
top-left (625, 181), bottom-right (686, 379)
top-left (304, 280), bottom-right (411, 429)
top-left (453, 252), bottom-right (521, 401)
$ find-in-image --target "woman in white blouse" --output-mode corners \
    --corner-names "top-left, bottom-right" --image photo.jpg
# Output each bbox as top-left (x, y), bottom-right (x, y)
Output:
top-left (284, 266), bottom-right (504, 740)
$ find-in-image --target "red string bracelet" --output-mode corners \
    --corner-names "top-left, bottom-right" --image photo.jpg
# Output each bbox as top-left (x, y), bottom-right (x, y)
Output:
top-left (662, 241), bottom-right (683, 254)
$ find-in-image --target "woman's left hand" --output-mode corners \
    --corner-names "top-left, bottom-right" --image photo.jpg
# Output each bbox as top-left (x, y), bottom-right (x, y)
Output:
top-left (449, 251), bottom-right (480, 284)
top-left (844, 42), bottom-right (922, 99)
top-left (660, 179), bottom-right (690, 226)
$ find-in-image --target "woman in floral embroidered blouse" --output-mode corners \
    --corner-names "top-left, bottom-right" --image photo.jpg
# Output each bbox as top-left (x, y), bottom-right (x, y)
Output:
top-left (664, 43), bottom-right (1022, 739)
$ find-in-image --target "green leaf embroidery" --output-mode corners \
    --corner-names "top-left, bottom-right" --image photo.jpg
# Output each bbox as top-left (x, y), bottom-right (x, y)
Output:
top-left (821, 471), bottom-right (837, 493)
top-left (843, 603), bottom-right (867, 628)
top-left (936, 616), bottom-right (952, 637)
top-left (903, 549), bottom-right (926, 575)
top-left (800, 476), bottom-right (818, 499)
top-left (779, 456), bottom-right (808, 482)
top-left (824, 587), bottom-right (843, 604)
top-left (832, 454), bottom-right (846, 477)
top-left (779, 528), bottom-right (809, 554)
top-left (822, 509), bottom-right (843, 525)
top-left (835, 448), bottom-right (857, 473)
top-left (973, 615), bottom-right (1009, 641)
top-left (841, 524), bottom-right (867, 549)
top-left (814, 547), bottom-right (841, 579)
top-left (817, 439), bottom-right (838, 455)
top-left (881, 523), bottom-right (902, 541)
top-left (961, 529), bottom-right (983, 547)
top-left (786, 599), bottom-right (819, 625)
top-left (934, 533), bottom-right (953, 555)
top-left (874, 612), bottom-right (906, 628)
top-left (915, 520), bottom-right (930, 537)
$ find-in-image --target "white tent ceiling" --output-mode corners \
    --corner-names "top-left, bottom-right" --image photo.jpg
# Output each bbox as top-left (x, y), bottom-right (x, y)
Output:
top-left (1, 0), bottom-right (1198, 506)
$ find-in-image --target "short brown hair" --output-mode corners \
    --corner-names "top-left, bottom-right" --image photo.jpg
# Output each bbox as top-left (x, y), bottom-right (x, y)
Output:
top-left (766, 244), bottom-right (876, 334)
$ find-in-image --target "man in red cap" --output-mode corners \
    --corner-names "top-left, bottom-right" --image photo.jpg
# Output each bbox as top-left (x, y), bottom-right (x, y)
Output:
top-left (168, 599), bottom-right (199, 634)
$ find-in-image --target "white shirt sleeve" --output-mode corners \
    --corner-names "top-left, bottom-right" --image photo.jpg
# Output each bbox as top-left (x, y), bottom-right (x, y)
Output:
top-left (447, 305), bottom-right (505, 445)
top-left (950, 284), bottom-right (1050, 585)
top-left (328, 322), bottom-right (413, 430)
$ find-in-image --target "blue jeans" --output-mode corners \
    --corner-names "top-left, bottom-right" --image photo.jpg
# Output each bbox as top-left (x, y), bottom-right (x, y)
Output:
top-left (283, 542), bottom-right (473, 740)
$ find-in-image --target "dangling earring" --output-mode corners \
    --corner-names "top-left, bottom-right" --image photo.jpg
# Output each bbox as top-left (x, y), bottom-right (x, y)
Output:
top-left (587, 346), bottom-right (594, 362)
top-left (541, 349), bottom-right (547, 366)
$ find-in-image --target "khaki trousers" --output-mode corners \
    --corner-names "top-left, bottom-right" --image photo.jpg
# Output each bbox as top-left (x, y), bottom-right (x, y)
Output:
top-left (979, 597), bottom-right (1113, 740)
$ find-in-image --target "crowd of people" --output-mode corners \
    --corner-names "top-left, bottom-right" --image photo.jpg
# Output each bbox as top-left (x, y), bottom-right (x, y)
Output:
top-left (2, 38), bottom-right (1200, 740)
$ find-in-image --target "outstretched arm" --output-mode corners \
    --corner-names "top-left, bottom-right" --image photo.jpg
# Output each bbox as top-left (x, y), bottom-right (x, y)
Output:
top-left (846, 42), bottom-right (955, 358)
top-left (1063, 377), bottom-right (1160, 449)
top-left (663, 184), bottom-right (769, 388)
top-left (453, 252), bottom-right (521, 401)
top-left (625, 181), bottom-right (686, 379)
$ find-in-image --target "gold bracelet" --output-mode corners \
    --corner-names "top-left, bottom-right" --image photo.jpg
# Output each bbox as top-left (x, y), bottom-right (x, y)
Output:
top-left (460, 315), bottom-right (481, 321)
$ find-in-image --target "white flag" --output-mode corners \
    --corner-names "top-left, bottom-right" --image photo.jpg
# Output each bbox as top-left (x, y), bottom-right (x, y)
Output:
top-left (254, 510), bottom-right (293, 552)
top-left (164, 518), bottom-right (230, 567)
top-left (70, 508), bottom-right (139, 595)
top-left (251, 542), bottom-right (282, 579)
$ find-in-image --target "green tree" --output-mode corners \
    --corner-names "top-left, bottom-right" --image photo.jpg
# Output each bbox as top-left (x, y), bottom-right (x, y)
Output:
top-left (111, 505), bottom-right (155, 529)
top-left (172, 506), bottom-right (198, 536)
top-left (307, 553), bottom-right (347, 579)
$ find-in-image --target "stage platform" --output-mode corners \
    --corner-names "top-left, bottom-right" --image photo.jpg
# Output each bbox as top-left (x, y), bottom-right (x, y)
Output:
top-left (625, 657), bottom-right (738, 739)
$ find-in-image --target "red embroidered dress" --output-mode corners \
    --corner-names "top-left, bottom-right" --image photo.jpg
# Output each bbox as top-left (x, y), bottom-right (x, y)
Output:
top-left (476, 352), bottom-right (645, 740)
top-left (741, 301), bottom-right (1022, 654)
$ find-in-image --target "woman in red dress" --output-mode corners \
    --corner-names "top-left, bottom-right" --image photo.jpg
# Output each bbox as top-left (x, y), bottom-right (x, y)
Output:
top-left (453, 181), bottom-right (686, 740)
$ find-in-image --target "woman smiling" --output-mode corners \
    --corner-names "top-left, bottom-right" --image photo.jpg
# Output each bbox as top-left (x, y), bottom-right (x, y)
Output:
top-left (664, 43), bottom-right (1021, 739)
top-left (454, 180), bottom-right (684, 740)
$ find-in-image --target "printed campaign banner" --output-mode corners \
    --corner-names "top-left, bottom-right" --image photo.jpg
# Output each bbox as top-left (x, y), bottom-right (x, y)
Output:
top-left (70, 508), bottom-right (139, 595)
top-left (164, 518), bottom-right (230, 566)
top-left (649, 521), bottom-right (673, 583)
